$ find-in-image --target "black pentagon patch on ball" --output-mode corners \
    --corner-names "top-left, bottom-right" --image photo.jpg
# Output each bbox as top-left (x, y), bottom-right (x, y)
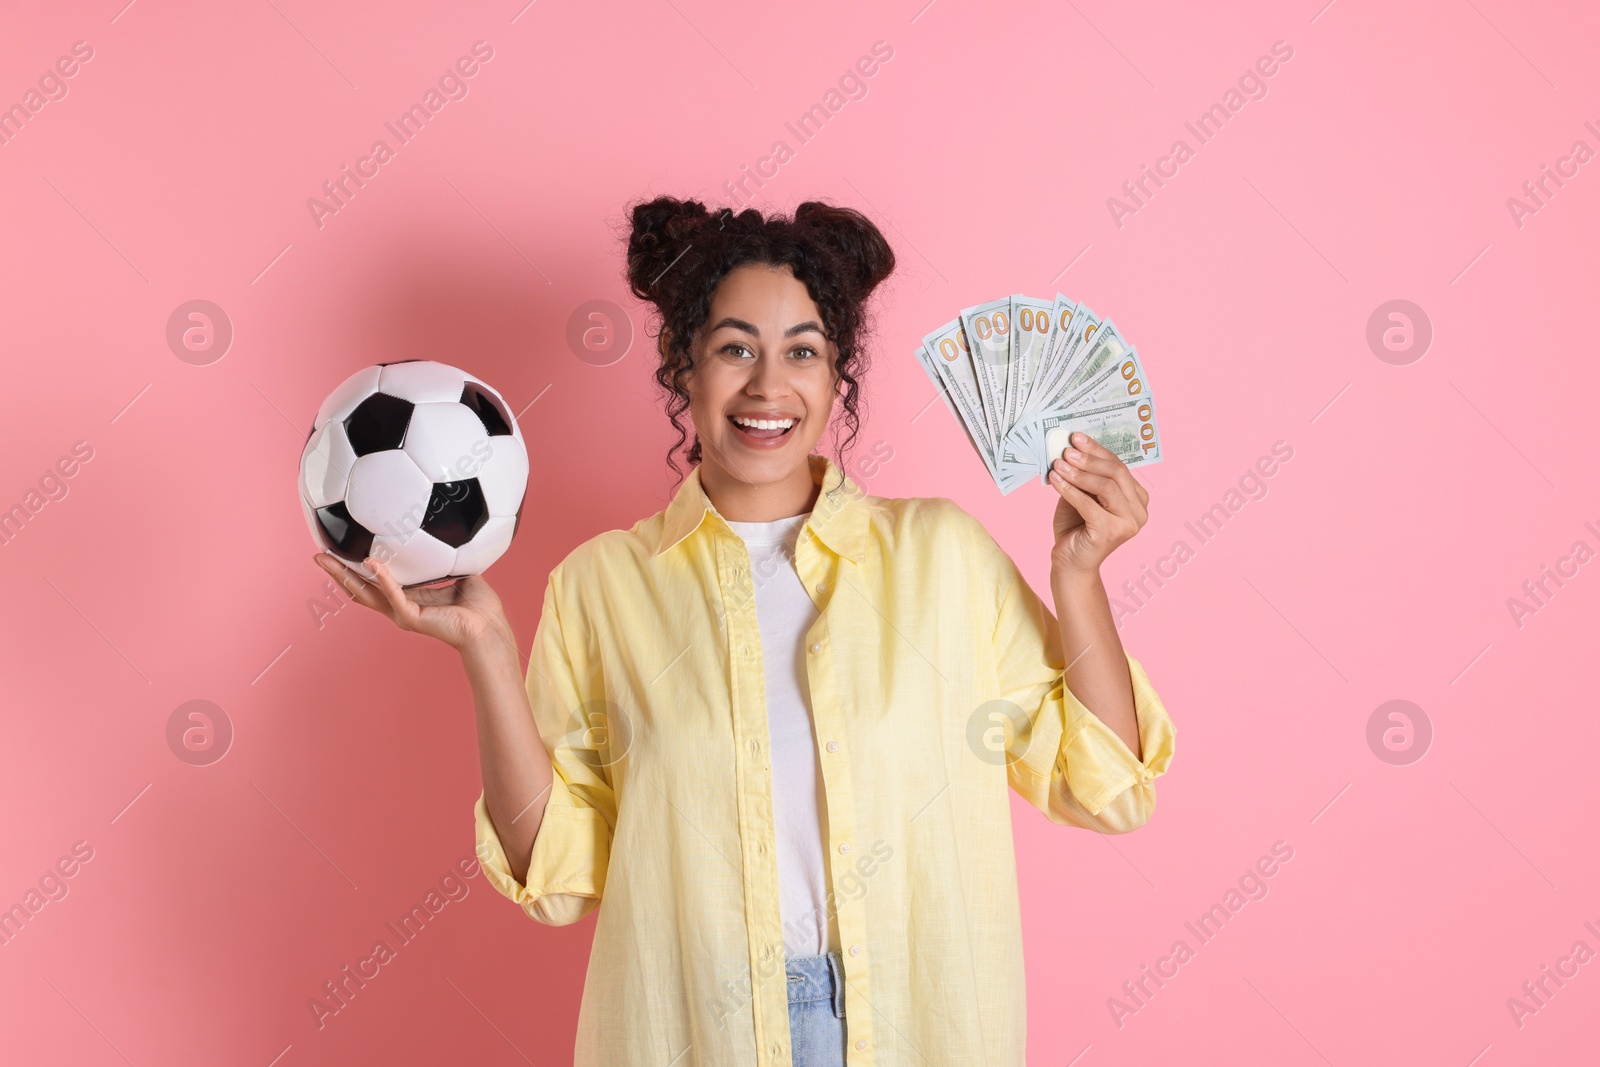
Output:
top-left (344, 393), bottom-right (414, 456)
top-left (315, 500), bottom-right (375, 563)
top-left (421, 479), bottom-right (489, 548)
top-left (460, 382), bottom-right (513, 436)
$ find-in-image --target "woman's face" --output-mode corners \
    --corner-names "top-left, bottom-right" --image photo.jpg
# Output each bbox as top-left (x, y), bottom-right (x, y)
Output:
top-left (682, 262), bottom-right (839, 489)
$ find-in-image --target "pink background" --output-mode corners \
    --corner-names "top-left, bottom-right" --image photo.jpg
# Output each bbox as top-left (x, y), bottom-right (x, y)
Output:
top-left (2, 0), bottom-right (1597, 1063)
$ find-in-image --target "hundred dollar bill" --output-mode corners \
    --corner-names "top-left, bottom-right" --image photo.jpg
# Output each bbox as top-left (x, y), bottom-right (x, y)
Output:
top-left (1003, 294), bottom-right (1055, 458)
top-left (1037, 393), bottom-right (1163, 481)
top-left (913, 339), bottom-right (1002, 485)
top-left (958, 298), bottom-right (1012, 450)
top-left (998, 457), bottom-right (1036, 494)
top-left (1015, 293), bottom-right (1074, 421)
top-left (920, 319), bottom-right (988, 443)
top-left (1053, 344), bottom-right (1148, 415)
top-left (1055, 318), bottom-right (1129, 405)
top-left (915, 342), bottom-right (1032, 495)
top-left (1023, 300), bottom-right (1099, 425)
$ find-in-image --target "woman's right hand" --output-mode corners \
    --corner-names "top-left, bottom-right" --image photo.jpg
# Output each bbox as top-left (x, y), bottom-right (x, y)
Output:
top-left (313, 552), bottom-right (517, 661)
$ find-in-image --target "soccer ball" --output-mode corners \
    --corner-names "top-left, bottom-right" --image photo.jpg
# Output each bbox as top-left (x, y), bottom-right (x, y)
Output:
top-left (299, 360), bottom-right (528, 587)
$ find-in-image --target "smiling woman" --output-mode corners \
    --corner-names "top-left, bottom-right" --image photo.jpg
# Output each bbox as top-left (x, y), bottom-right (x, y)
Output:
top-left (624, 196), bottom-right (894, 516)
top-left (320, 194), bottom-right (1173, 1067)
top-left (671, 262), bottom-right (861, 519)
top-left (705, 290), bottom-right (829, 454)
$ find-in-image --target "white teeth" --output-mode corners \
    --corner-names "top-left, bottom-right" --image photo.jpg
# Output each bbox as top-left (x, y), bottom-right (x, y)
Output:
top-left (732, 416), bottom-right (796, 430)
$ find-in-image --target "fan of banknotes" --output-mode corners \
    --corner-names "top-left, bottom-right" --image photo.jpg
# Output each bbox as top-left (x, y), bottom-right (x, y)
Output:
top-left (914, 294), bottom-right (1163, 495)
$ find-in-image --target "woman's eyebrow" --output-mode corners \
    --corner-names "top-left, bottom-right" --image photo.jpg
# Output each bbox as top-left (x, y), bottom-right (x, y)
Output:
top-left (709, 317), bottom-right (825, 338)
top-left (710, 316), bottom-right (760, 336)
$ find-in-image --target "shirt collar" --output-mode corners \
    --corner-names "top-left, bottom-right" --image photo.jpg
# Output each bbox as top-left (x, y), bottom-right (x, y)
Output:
top-left (653, 453), bottom-right (869, 563)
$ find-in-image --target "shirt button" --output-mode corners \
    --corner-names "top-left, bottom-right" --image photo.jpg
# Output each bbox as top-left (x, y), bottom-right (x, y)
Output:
top-left (855, 1039), bottom-right (868, 1051)
top-left (816, 581), bottom-right (827, 593)
top-left (838, 842), bottom-right (851, 854)
top-left (809, 642), bottom-right (822, 654)
top-left (848, 944), bottom-right (862, 957)
top-left (826, 740), bottom-right (839, 753)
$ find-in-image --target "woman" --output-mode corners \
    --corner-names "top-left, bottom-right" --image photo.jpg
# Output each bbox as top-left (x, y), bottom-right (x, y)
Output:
top-left (314, 197), bottom-right (1175, 1066)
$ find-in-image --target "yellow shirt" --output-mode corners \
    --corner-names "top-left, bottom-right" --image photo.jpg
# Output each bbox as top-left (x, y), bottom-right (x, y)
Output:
top-left (473, 453), bottom-right (1176, 1066)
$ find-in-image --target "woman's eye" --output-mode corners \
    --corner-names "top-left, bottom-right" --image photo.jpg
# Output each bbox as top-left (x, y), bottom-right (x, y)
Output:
top-left (719, 343), bottom-right (819, 360)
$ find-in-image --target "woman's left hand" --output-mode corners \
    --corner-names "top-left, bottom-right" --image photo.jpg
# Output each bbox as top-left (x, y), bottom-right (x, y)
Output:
top-left (1047, 431), bottom-right (1150, 575)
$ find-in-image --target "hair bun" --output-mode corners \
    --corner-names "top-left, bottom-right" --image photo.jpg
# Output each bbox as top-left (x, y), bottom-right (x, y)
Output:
top-left (626, 196), bottom-right (711, 301)
top-left (793, 201), bottom-right (896, 298)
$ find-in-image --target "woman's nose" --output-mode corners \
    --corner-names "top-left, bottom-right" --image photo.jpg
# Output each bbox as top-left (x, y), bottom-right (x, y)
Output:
top-left (746, 352), bottom-right (791, 396)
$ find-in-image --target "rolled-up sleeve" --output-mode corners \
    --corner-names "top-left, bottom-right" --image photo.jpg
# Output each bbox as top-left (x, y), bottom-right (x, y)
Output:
top-left (475, 567), bottom-right (616, 926)
top-left (1008, 647), bottom-right (1175, 834)
top-left (953, 502), bottom-right (1176, 834)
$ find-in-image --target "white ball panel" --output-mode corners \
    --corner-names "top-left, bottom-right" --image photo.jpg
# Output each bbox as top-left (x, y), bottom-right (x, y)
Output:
top-left (377, 361), bottom-right (470, 405)
top-left (314, 365), bottom-right (383, 429)
top-left (476, 434), bottom-right (530, 517)
top-left (369, 528), bottom-right (458, 586)
top-left (403, 402), bottom-right (492, 482)
top-left (452, 515), bottom-right (516, 576)
top-left (344, 450), bottom-right (434, 537)
top-left (300, 422), bottom-right (357, 509)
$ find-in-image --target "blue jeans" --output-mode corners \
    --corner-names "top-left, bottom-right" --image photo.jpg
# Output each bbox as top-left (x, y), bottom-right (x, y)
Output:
top-left (786, 951), bottom-right (847, 1066)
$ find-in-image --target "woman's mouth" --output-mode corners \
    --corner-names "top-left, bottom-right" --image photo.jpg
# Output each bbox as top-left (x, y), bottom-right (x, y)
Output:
top-left (728, 414), bottom-right (799, 447)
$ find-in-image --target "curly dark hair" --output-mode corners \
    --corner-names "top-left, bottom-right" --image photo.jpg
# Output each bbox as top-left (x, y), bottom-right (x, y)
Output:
top-left (622, 196), bottom-right (896, 485)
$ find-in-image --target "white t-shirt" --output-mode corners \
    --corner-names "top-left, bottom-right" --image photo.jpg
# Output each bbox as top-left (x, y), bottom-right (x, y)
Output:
top-left (723, 511), bottom-right (836, 959)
